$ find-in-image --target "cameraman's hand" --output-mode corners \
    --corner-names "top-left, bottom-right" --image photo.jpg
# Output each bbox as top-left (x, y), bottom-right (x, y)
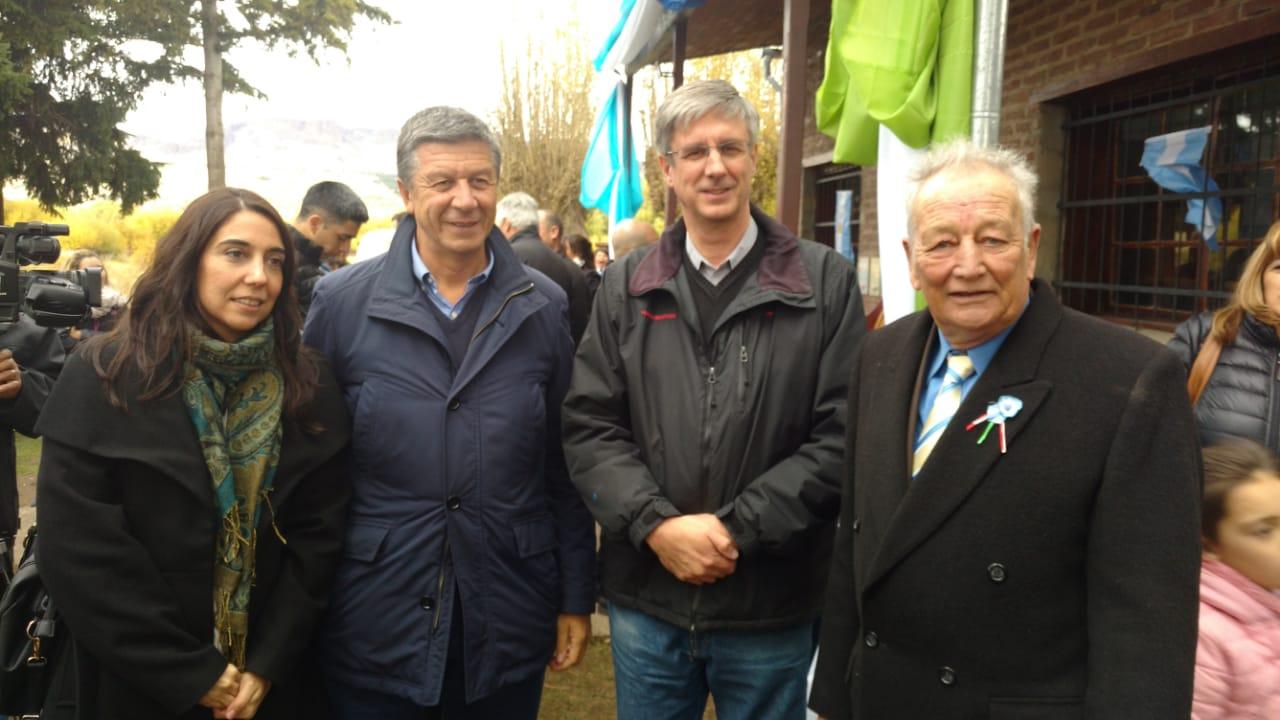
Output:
top-left (0, 350), bottom-right (23, 401)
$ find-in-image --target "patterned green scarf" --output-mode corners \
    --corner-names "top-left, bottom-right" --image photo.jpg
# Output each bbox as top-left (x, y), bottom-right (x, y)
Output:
top-left (181, 322), bottom-right (284, 668)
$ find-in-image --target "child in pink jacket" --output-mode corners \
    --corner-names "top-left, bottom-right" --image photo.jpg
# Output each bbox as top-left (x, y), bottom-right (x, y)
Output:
top-left (1194, 440), bottom-right (1280, 719)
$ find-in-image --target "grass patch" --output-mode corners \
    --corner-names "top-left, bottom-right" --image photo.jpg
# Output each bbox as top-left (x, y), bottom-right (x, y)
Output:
top-left (15, 434), bottom-right (40, 483)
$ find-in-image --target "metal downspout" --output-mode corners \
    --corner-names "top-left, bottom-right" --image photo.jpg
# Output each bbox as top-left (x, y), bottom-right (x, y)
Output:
top-left (971, 0), bottom-right (1010, 147)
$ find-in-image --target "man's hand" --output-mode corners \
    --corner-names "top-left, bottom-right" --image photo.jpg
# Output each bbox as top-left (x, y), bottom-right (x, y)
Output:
top-left (645, 514), bottom-right (738, 584)
top-left (0, 350), bottom-right (23, 401)
top-left (218, 670), bottom-right (270, 719)
top-left (197, 663), bottom-right (241, 711)
top-left (548, 613), bottom-right (591, 671)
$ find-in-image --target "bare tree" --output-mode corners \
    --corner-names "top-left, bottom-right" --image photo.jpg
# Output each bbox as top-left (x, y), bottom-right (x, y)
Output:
top-left (493, 25), bottom-right (596, 233)
top-left (146, 0), bottom-right (391, 189)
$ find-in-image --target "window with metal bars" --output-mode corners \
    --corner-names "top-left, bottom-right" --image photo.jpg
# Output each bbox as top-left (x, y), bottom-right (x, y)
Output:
top-left (1058, 39), bottom-right (1279, 329)
top-left (811, 164), bottom-right (860, 249)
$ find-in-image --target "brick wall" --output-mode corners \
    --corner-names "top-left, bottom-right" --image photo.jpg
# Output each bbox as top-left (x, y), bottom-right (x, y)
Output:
top-left (1000, 0), bottom-right (1278, 164)
top-left (804, 0), bottom-right (1278, 305)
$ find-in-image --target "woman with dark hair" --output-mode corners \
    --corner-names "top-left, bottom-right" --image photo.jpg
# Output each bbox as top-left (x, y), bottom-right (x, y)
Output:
top-left (1171, 221), bottom-right (1280, 449)
top-left (36, 188), bottom-right (352, 720)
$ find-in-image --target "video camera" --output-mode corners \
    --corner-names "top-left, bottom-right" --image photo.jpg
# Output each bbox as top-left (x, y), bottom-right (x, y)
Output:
top-left (0, 223), bottom-right (101, 328)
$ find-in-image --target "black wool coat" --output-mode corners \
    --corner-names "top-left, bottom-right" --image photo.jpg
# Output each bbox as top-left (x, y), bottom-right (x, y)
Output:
top-left (510, 227), bottom-right (592, 345)
top-left (36, 348), bottom-right (351, 720)
top-left (810, 280), bottom-right (1203, 720)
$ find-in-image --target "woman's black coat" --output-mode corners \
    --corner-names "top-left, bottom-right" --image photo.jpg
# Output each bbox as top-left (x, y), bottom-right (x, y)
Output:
top-left (1168, 311), bottom-right (1280, 449)
top-left (35, 349), bottom-right (351, 720)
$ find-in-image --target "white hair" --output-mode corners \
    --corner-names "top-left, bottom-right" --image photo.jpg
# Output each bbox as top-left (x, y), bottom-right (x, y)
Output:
top-left (496, 192), bottom-right (539, 231)
top-left (905, 139), bottom-right (1039, 244)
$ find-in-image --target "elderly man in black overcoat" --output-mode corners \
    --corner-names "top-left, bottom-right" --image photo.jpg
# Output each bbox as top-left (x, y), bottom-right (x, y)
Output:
top-left (809, 140), bottom-right (1202, 719)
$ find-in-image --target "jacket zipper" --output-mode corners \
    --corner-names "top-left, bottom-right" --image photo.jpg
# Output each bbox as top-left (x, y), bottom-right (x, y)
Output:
top-left (1268, 353), bottom-right (1280, 450)
top-left (471, 282), bottom-right (535, 342)
top-left (690, 586), bottom-right (701, 636)
top-left (737, 344), bottom-right (749, 404)
top-left (432, 536), bottom-right (451, 632)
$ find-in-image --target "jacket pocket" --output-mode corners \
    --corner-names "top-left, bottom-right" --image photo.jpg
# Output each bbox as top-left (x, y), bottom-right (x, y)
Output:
top-left (989, 697), bottom-right (1084, 720)
top-left (343, 521), bottom-right (391, 562)
top-left (514, 516), bottom-right (557, 558)
top-left (512, 515), bottom-right (559, 607)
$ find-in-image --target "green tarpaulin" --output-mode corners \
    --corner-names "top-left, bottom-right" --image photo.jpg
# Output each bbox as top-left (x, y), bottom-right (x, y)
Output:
top-left (816, 0), bottom-right (974, 165)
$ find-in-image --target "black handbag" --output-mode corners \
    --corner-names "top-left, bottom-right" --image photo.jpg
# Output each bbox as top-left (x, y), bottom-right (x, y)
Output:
top-left (0, 525), bottom-right (63, 716)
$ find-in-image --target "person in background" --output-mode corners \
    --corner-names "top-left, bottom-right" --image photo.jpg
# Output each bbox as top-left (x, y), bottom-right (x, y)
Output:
top-left (537, 208), bottom-right (567, 256)
top-left (563, 79), bottom-right (864, 720)
top-left (1170, 221), bottom-right (1280, 450)
top-left (497, 192), bottom-right (591, 345)
top-left (290, 181), bottom-right (368, 316)
top-left (594, 248), bottom-right (610, 274)
top-left (59, 248), bottom-right (127, 353)
top-left (305, 106), bottom-right (594, 720)
top-left (0, 314), bottom-right (62, 574)
top-left (609, 218), bottom-right (659, 259)
top-left (1193, 440), bottom-right (1280, 719)
top-left (564, 234), bottom-right (600, 298)
top-left (37, 187), bottom-right (352, 720)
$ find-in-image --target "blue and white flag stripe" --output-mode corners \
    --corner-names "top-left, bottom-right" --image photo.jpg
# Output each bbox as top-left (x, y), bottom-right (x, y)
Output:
top-left (1140, 126), bottom-right (1223, 250)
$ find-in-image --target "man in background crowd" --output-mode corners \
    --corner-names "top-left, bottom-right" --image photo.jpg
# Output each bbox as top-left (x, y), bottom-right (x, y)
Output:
top-left (291, 181), bottom-right (368, 315)
top-left (499, 192), bottom-right (590, 345)
top-left (537, 208), bottom-right (567, 257)
top-left (0, 316), bottom-right (62, 572)
top-left (610, 218), bottom-right (659, 259)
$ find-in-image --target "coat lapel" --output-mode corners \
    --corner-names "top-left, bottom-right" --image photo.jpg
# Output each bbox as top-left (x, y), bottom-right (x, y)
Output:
top-left (863, 281), bottom-right (1063, 592)
top-left (853, 311), bottom-right (934, 591)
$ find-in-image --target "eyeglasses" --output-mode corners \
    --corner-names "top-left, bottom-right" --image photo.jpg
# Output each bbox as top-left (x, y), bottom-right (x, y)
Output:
top-left (664, 140), bottom-right (750, 164)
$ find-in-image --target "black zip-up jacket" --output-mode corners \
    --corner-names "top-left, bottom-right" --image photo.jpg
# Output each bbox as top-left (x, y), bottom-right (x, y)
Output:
top-left (1169, 310), bottom-right (1280, 449)
top-left (291, 226), bottom-right (325, 319)
top-left (562, 206), bottom-right (866, 630)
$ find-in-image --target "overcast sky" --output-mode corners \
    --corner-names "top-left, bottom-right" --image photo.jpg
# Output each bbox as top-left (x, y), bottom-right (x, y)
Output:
top-left (106, 0), bottom-right (620, 212)
top-left (122, 0), bottom-right (617, 140)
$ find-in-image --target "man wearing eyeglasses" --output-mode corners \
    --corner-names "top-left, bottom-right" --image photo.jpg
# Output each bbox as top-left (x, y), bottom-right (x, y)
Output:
top-left (563, 79), bottom-right (866, 720)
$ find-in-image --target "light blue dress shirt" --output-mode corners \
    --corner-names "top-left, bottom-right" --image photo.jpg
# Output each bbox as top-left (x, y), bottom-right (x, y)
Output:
top-left (916, 301), bottom-right (1029, 435)
top-left (410, 239), bottom-right (494, 319)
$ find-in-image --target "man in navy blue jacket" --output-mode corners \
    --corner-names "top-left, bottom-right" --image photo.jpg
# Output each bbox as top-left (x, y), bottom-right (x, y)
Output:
top-left (303, 106), bottom-right (595, 720)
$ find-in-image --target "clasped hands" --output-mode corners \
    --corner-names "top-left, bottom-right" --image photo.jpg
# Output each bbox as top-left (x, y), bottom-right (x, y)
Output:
top-left (646, 514), bottom-right (739, 585)
top-left (199, 663), bottom-right (270, 719)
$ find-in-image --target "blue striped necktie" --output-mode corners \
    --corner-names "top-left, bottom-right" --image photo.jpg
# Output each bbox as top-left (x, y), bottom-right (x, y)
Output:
top-left (912, 352), bottom-right (975, 477)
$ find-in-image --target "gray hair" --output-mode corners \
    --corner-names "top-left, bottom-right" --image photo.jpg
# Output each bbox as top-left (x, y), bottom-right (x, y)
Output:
top-left (396, 106), bottom-right (502, 185)
top-left (654, 79), bottom-right (760, 154)
top-left (496, 192), bottom-right (540, 231)
top-left (905, 139), bottom-right (1039, 244)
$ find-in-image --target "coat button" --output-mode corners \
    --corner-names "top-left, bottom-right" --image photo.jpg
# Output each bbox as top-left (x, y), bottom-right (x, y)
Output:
top-left (448, 398), bottom-right (461, 411)
top-left (864, 631), bottom-right (878, 648)
top-left (939, 666), bottom-right (957, 686)
top-left (419, 596), bottom-right (435, 611)
top-left (851, 517), bottom-right (861, 533)
top-left (987, 563), bottom-right (1007, 583)
top-left (447, 496), bottom-right (461, 511)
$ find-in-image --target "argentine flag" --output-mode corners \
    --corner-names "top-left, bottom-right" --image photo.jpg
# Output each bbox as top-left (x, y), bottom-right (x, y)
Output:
top-left (1139, 127), bottom-right (1223, 250)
